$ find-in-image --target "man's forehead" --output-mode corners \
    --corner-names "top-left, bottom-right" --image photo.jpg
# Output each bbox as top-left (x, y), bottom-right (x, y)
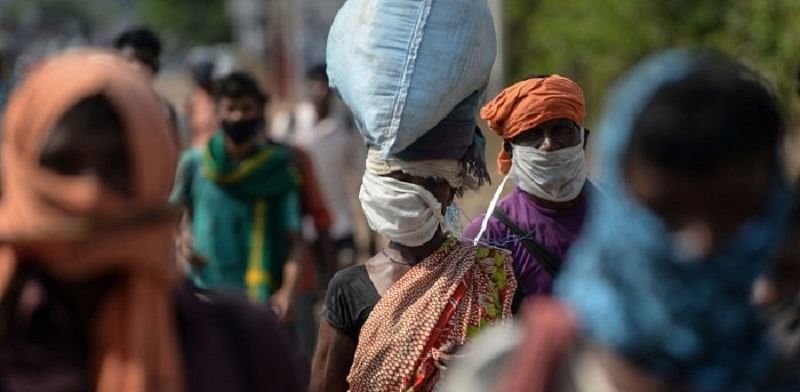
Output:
top-left (537, 118), bottom-right (578, 128)
top-left (520, 118), bottom-right (579, 134)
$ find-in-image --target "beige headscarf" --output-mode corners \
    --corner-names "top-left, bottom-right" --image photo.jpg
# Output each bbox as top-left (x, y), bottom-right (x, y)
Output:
top-left (0, 49), bottom-right (183, 391)
top-left (365, 149), bottom-right (476, 189)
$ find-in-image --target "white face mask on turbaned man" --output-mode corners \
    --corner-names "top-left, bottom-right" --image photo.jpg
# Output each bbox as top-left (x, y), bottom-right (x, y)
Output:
top-left (509, 130), bottom-right (588, 203)
top-left (359, 170), bottom-right (447, 247)
top-left (472, 130), bottom-right (588, 245)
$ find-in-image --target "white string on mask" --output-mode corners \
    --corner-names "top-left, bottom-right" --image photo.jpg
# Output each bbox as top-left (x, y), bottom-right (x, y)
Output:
top-left (472, 128), bottom-right (587, 246)
top-left (472, 174), bottom-right (510, 246)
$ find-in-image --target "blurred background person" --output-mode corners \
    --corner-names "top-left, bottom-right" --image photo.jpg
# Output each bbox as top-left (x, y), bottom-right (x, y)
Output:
top-left (751, 70), bottom-right (800, 366)
top-left (113, 25), bottom-right (185, 149)
top-left (273, 63), bottom-right (366, 283)
top-left (0, 49), bottom-right (300, 392)
top-left (276, 112), bottom-right (333, 372)
top-left (272, 63), bottom-right (368, 372)
top-left (753, 189), bottom-right (800, 369)
top-left (0, 48), bottom-right (9, 116)
top-left (185, 60), bottom-right (218, 148)
top-left (172, 71), bottom-right (302, 323)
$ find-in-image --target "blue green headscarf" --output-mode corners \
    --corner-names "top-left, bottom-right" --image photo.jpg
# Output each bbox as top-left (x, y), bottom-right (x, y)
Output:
top-left (556, 49), bottom-right (793, 390)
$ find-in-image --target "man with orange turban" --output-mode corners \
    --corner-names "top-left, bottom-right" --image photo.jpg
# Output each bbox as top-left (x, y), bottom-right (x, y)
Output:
top-left (465, 75), bottom-right (593, 308)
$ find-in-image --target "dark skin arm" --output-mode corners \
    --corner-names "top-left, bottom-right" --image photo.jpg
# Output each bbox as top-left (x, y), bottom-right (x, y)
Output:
top-left (310, 320), bottom-right (357, 392)
top-left (271, 232), bottom-right (302, 322)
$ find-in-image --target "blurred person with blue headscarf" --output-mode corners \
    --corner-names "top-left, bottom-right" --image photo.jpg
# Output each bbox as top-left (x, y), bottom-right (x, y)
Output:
top-left (445, 50), bottom-right (798, 392)
top-left (0, 55), bottom-right (8, 114)
top-left (753, 189), bottom-right (800, 373)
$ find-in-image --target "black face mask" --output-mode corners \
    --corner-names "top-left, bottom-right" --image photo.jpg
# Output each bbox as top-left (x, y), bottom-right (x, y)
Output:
top-left (222, 119), bottom-right (264, 144)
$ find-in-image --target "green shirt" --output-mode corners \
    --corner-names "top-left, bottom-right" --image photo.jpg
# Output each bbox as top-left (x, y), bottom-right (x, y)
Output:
top-left (172, 147), bottom-right (301, 300)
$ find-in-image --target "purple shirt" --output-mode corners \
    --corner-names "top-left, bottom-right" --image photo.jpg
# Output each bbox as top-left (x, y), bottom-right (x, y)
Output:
top-left (464, 186), bottom-right (589, 296)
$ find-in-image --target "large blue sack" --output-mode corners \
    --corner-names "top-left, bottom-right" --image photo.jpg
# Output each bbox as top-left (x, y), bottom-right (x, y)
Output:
top-left (327, 0), bottom-right (496, 158)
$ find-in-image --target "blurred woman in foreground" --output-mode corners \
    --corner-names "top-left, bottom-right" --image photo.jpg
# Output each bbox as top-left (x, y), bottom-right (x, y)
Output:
top-left (0, 50), bottom-right (300, 392)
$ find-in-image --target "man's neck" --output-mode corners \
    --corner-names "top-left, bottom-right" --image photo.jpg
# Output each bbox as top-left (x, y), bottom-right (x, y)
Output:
top-left (314, 104), bottom-right (331, 123)
top-left (389, 230), bottom-right (447, 266)
top-left (225, 135), bottom-right (266, 160)
top-left (525, 188), bottom-right (585, 211)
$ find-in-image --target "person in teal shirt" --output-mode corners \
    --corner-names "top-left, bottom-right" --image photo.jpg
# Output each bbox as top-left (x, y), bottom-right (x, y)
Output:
top-left (172, 72), bottom-right (302, 321)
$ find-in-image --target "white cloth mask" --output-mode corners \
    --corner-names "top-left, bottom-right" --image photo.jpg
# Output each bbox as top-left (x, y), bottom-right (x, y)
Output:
top-left (359, 171), bottom-right (444, 247)
top-left (509, 132), bottom-right (587, 202)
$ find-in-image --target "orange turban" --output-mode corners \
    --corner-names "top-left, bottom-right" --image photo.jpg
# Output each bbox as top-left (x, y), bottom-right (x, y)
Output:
top-left (481, 75), bottom-right (585, 175)
top-left (0, 50), bottom-right (183, 391)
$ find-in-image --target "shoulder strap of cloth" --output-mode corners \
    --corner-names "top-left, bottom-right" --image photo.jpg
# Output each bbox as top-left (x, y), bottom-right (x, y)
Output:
top-left (492, 207), bottom-right (561, 277)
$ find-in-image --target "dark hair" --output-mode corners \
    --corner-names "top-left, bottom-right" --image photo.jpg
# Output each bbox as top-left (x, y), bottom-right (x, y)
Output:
top-left (525, 73), bottom-right (553, 80)
top-left (40, 94), bottom-right (131, 195)
top-left (191, 61), bottom-right (215, 92)
top-left (113, 26), bottom-right (162, 56)
top-left (630, 53), bottom-right (784, 172)
top-left (306, 64), bottom-right (328, 83)
top-left (213, 71), bottom-right (269, 105)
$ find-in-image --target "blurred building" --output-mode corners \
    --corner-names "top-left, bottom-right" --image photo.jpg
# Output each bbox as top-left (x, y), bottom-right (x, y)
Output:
top-left (227, 0), bottom-right (503, 103)
top-left (488, 0), bottom-right (505, 95)
top-left (226, 0), bottom-right (325, 101)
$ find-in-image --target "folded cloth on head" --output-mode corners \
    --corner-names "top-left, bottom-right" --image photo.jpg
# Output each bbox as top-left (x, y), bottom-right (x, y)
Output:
top-left (481, 75), bottom-right (585, 175)
top-left (366, 149), bottom-right (480, 190)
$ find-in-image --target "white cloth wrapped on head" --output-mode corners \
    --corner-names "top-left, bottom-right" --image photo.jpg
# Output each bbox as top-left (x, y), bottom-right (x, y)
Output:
top-left (359, 170), bottom-right (444, 247)
top-left (360, 149), bottom-right (471, 247)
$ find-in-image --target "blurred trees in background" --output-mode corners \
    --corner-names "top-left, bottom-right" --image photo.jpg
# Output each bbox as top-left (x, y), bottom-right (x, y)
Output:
top-left (505, 0), bottom-right (800, 121)
top-left (136, 0), bottom-right (231, 45)
top-left (0, 0), bottom-right (112, 38)
top-left (0, 0), bottom-right (232, 46)
top-left (3, 0), bottom-right (799, 116)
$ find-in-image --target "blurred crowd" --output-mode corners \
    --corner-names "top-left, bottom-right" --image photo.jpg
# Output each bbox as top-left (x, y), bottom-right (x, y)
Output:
top-left (0, 11), bottom-right (798, 392)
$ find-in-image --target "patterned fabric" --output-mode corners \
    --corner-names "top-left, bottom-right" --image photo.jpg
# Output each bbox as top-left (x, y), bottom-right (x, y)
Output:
top-left (347, 238), bottom-right (516, 392)
top-left (463, 186), bottom-right (589, 296)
